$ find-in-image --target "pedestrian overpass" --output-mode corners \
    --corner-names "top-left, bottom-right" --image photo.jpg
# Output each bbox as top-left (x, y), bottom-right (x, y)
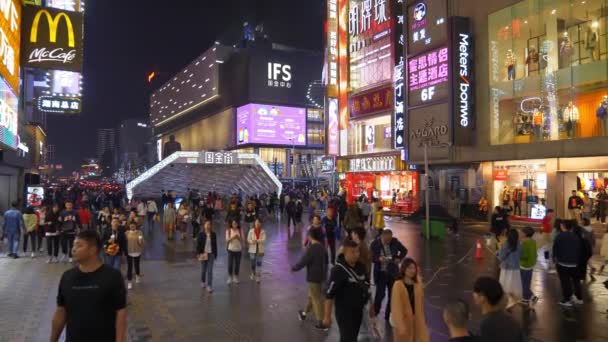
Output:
top-left (126, 151), bottom-right (282, 200)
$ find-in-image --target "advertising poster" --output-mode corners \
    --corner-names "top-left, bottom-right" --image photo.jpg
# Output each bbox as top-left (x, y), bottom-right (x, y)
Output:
top-left (236, 104), bottom-right (306, 146)
top-left (0, 77), bottom-right (19, 150)
top-left (406, 0), bottom-right (448, 57)
top-left (27, 186), bottom-right (44, 207)
top-left (327, 98), bottom-right (339, 155)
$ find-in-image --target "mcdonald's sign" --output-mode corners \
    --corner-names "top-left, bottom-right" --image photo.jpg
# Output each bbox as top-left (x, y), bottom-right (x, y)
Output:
top-left (21, 6), bottom-right (82, 71)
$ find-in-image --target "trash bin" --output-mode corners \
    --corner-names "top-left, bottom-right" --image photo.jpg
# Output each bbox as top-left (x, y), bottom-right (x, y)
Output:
top-left (421, 219), bottom-right (446, 240)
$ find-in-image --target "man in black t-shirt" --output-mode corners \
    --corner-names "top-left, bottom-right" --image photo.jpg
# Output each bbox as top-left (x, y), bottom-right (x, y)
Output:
top-left (51, 230), bottom-right (127, 342)
top-left (472, 277), bottom-right (524, 342)
top-left (323, 239), bottom-right (371, 342)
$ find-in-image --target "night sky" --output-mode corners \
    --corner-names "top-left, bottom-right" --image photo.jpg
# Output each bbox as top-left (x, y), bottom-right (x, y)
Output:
top-left (46, 0), bottom-right (324, 173)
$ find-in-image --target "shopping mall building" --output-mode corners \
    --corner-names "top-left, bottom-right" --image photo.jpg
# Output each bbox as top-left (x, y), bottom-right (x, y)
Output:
top-left (150, 39), bottom-right (326, 186)
top-left (326, 0), bottom-right (608, 219)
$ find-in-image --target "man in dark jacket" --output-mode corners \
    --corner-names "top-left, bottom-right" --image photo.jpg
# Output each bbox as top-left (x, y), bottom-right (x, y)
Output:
top-left (58, 201), bottom-right (82, 263)
top-left (370, 229), bottom-right (408, 320)
top-left (567, 190), bottom-right (584, 222)
top-left (553, 219), bottom-right (583, 306)
top-left (292, 228), bottom-right (327, 330)
top-left (322, 210), bottom-right (339, 265)
top-left (286, 199), bottom-right (297, 228)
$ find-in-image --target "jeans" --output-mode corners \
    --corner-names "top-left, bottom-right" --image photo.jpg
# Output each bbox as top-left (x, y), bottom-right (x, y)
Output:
top-left (327, 239), bottom-right (336, 264)
top-left (61, 235), bottom-right (75, 257)
top-left (374, 271), bottom-right (395, 319)
top-left (557, 264), bottom-right (582, 301)
top-left (105, 254), bottom-right (122, 271)
top-left (23, 231), bottom-right (37, 253)
top-left (192, 222), bottom-right (201, 238)
top-left (127, 255), bottom-right (141, 281)
top-left (201, 255), bottom-right (215, 287)
top-left (228, 251), bottom-right (242, 276)
top-left (520, 269), bottom-right (534, 300)
top-left (249, 253), bottom-right (263, 273)
top-left (305, 282), bottom-right (324, 321)
top-left (6, 231), bottom-right (20, 255)
top-left (47, 235), bottom-right (60, 257)
top-left (336, 306), bottom-right (363, 342)
top-left (37, 230), bottom-right (44, 251)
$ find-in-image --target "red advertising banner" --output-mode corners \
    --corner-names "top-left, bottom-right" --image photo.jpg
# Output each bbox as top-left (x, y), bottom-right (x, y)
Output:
top-left (350, 86), bottom-right (393, 118)
top-left (493, 170), bottom-right (509, 181)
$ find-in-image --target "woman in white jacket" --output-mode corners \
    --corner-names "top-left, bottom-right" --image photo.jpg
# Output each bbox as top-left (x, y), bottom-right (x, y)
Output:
top-left (247, 218), bottom-right (266, 283)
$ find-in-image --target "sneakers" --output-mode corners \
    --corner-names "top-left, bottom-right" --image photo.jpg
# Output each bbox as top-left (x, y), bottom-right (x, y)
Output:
top-left (200, 282), bottom-right (207, 289)
top-left (135, 275), bottom-right (141, 284)
top-left (571, 297), bottom-right (583, 305)
top-left (127, 282), bottom-right (133, 290)
top-left (31, 252), bottom-right (35, 258)
top-left (46, 258), bottom-right (52, 264)
top-left (227, 277), bottom-right (233, 285)
top-left (559, 300), bottom-right (573, 307)
top-left (250, 273), bottom-right (255, 281)
top-left (298, 311), bottom-right (307, 321)
top-left (207, 287), bottom-right (213, 293)
top-left (313, 322), bottom-right (329, 332)
top-left (232, 276), bottom-right (239, 284)
top-left (68, 258), bottom-right (73, 263)
top-left (255, 275), bottom-right (261, 283)
top-left (531, 295), bottom-right (539, 305)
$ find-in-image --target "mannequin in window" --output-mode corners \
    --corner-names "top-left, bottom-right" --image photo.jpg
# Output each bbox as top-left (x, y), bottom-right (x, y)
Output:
top-left (512, 187), bottom-right (523, 216)
top-left (526, 46), bottom-right (539, 75)
top-left (563, 101), bottom-right (580, 138)
top-left (502, 186), bottom-right (511, 210)
top-left (559, 34), bottom-right (573, 68)
top-left (505, 49), bottom-right (515, 80)
top-left (585, 25), bottom-right (599, 62)
top-left (532, 108), bottom-right (544, 141)
top-left (598, 95), bottom-right (608, 136)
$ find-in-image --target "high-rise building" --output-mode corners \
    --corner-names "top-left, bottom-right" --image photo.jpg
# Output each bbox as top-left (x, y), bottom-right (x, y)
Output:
top-left (117, 119), bottom-right (152, 170)
top-left (97, 128), bottom-right (116, 160)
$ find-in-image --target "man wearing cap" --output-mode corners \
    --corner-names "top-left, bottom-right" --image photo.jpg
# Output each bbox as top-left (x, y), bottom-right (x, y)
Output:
top-left (370, 229), bottom-right (408, 320)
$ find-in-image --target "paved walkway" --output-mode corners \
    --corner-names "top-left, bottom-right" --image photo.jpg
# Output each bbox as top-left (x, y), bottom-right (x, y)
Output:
top-left (0, 213), bottom-right (606, 342)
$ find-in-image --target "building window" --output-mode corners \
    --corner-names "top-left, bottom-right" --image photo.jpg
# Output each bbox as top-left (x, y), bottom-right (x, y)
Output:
top-left (349, 114), bottom-right (392, 154)
top-left (488, 0), bottom-right (608, 145)
top-left (307, 123), bottom-right (325, 145)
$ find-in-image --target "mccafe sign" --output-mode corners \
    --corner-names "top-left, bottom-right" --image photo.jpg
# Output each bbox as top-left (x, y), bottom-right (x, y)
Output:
top-left (21, 6), bottom-right (83, 71)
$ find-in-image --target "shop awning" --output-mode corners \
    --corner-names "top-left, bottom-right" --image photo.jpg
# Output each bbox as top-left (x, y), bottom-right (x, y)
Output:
top-left (126, 151), bottom-right (282, 200)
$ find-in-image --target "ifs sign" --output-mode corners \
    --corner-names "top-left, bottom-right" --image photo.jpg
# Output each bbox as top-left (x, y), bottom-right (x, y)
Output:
top-left (267, 62), bottom-right (292, 88)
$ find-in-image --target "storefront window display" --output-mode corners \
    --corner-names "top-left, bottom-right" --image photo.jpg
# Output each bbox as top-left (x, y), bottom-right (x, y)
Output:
top-left (489, 0), bottom-right (608, 145)
top-left (340, 171), bottom-right (419, 210)
top-left (577, 171), bottom-right (608, 195)
top-left (349, 114), bottom-right (393, 154)
top-left (493, 160), bottom-right (548, 219)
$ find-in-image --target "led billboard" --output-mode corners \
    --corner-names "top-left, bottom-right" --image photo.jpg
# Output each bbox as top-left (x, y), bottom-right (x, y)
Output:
top-left (0, 77), bottom-right (19, 150)
top-left (407, 46), bottom-right (449, 107)
top-left (236, 104), bottom-right (306, 146)
top-left (0, 0), bottom-right (21, 95)
top-left (150, 45), bottom-right (227, 126)
top-left (348, 0), bottom-right (393, 92)
top-left (51, 70), bottom-right (81, 95)
top-left (21, 6), bottom-right (83, 71)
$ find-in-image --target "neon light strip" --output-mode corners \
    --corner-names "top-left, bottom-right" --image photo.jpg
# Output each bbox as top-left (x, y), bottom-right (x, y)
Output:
top-left (153, 94), bottom-right (219, 127)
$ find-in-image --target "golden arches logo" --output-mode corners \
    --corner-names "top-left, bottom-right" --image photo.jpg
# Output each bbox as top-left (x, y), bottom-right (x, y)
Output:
top-left (30, 10), bottom-right (75, 48)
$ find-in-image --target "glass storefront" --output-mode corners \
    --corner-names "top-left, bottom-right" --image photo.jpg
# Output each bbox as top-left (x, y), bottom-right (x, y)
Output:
top-left (340, 171), bottom-right (419, 209)
top-left (493, 160), bottom-right (548, 219)
top-left (348, 114), bottom-right (393, 155)
top-left (489, 0), bottom-right (608, 144)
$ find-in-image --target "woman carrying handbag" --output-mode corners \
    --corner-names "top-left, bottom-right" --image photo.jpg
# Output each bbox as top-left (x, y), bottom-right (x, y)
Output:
top-left (196, 221), bottom-right (217, 293)
top-left (390, 258), bottom-right (430, 342)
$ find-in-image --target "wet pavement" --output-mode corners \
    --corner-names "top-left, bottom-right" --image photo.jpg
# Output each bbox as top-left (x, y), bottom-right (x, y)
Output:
top-left (0, 212), bottom-right (607, 342)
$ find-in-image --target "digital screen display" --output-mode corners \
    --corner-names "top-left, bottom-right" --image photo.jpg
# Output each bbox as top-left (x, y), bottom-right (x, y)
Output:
top-left (407, 46), bottom-right (449, 107)
top-left (348, 0), bottom-right (393, 92)
top-left (51, 70), bottom-right (82, 96)
top-left (406, 0), bottom-right (448, 57)
top-left (46, 0), bottom-right (79, 10)
top-left (0, 0), bottom-right (20, 95)
top-left (0, 77), bottom-right (18, 150)
top-left (27, 186), bottom-right (44, 208)
top-left (236, 103), bottom-right (306, 146)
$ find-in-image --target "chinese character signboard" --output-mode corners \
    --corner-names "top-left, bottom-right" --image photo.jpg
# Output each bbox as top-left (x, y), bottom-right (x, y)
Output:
top-left (38, 95), bottom-right (80, 113)
top-left (406, 0), bottom-right (448, 57)
top-left (327, 0), bottom-right (339, 97)
top-left (348, 0), bottom-right (393, 92)
top-left (21, 6), bottom-right (83, 71)
top-left (349, 86), bottom-right (393, 118)
top-left (450, 17), bottom-right (474, 145)
top-left (407, 46), bottom-right (449, 107)
top-left (0, 0), bottom-right (20, 95)
top-left (394, 0), bottom-right (405, 149)
top-left (348, 156), bottom-right (396, 172)
top-left (202, 152), bottom-right (237, 165)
